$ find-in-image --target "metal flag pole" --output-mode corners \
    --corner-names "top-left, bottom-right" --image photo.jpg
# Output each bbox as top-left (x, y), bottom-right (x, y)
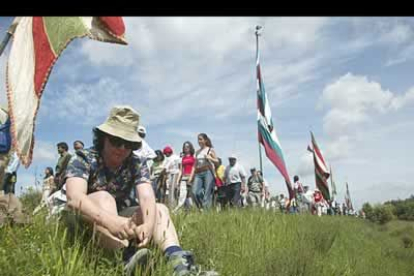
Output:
top-left (330, 165), bottom-right (333, 200)
top-left (255, 25), bottom-right (264, 175)
top-left (0, 17), bottom-right (19, 57)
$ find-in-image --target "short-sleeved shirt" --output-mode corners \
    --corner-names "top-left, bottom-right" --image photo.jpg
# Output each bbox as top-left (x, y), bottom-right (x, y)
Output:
top-left (150, 161), bottom-right (165, 181)
top-left (56, 152), bottom-right (72, 176)
top-left (164, 154), bottom-right (181, 175)
top-left (65, 148), bottom-right (150, 210)
top-left (247, 174), bottom-right (263, 193)
top-left (224, 163), bottom-right (246, 185)
top-left (133, 140), bottom-right (156, 160)
top-left (181, 155), bottom-right (195, 176)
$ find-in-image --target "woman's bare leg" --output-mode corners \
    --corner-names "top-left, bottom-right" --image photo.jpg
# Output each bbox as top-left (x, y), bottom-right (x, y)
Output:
top-left (132, 203), bottom-right (180, 251)
top-left (87, 191), bottom-right (129, 249)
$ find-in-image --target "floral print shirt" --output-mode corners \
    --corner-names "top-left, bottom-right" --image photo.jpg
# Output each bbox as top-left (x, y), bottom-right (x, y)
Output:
top-left (65, 148), bottom-right (150, 210)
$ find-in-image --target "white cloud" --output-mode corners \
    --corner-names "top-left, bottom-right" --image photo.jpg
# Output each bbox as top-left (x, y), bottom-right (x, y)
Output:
top-left (295, 152), bottom-right (314, 178)
top-left (353, 181), bottom-right (414, 208)
top-left (385, 44), bottom-right (414, 67)
top-left (320, 73), bottom-right (414, 161)
top-left (41, 77), bottom-right (130, 126)
top-left (378, 23), bottom-right (413, 45)
top-left (81, 17), bottom-right (328, 67)
top-left (390, 87), bottom-right (414, 110)
top-left (74, 17), bottom-right (333, 128)
top-left (32, 140), bottom-right (57, 163)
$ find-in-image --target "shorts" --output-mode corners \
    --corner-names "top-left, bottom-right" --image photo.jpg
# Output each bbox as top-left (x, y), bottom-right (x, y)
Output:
top-left (62, 205), bottom-right (143, 243)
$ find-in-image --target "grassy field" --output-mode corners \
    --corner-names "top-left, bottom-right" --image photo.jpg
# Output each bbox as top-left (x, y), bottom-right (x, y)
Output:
top-left (1, 193), bottom-right (414, 276)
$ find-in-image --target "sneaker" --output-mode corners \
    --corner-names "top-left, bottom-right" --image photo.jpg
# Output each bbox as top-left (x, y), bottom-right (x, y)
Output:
top-left (167, 250), bottom-right (219, 276)
top-left (123, 247), bottom-right (151, 276)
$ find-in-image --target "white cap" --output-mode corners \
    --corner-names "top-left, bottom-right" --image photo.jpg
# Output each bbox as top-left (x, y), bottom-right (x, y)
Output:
top-left (137, 125), bottom-right (146, 134)
top-left (229, 154), bottom-right (237, 160)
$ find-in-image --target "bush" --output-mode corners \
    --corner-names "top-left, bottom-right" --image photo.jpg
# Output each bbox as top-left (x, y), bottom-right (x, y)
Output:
top-left (368, 204), bottom-right (395, 225)
top-left (363, 202), bottom-right (374, 220)
top-left (386, 195), bottom-right (414, 221)
top-left (19, 187), bottom-right (42, 212)
top-left (401, 235), bottom-right (413, 248)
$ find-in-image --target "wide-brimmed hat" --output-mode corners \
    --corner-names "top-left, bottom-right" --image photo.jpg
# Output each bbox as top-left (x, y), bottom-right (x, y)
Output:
top-left (96, 106), bottom-right (142, 143)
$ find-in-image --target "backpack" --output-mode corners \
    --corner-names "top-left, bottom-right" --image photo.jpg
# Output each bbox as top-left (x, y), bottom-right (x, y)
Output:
top-left (0, 118), bottom-right (12, 154)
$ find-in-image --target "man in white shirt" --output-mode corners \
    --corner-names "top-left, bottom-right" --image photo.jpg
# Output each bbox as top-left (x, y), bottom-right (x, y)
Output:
top-left (301, 186), bottom-right (313, 213)
top-left (133, 126), bottom-right (156, 162)
top-left (130, 126), bottom-right (156, 205)
top-left (163, 146), bottom-right (181, 208)
top-left (223, 154), bottom-right (246, 208)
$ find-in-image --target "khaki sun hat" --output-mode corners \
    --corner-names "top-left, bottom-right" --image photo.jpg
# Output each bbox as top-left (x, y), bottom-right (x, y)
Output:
top-left (96, 106), bottom-right (142, 143)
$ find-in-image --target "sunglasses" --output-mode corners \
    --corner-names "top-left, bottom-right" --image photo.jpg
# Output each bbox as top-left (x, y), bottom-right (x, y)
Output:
top-left (107, 135), bottom-right (139, 150)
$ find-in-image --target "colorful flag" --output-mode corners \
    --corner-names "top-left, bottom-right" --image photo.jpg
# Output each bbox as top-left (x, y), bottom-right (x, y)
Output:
top-left (6, 17), bottom-right (127, 167)
top-left (256, 29), bottom-right (294, 199)
top-left (330, 165), bottom-right (337, 198)
top-left (308, 131), bottom-right (330, 200)
top-left (345, 182), bottom-right (353, 210)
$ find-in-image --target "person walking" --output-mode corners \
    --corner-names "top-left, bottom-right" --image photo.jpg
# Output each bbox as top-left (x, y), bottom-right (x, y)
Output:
top-left (222, 155), bottom-right (246, 208)
top-left (173, 141), bottom-right (195, 213)
top-left (163, 146), bottom-right (181, 208)
top-left (246, 168), bottom-right (264, 207)
top-left (190, 133), bottom-right (218, 210)
top-left (55, 142), bottom-right (72, 190)
top-left (33, 167), bottom-right (55, 215)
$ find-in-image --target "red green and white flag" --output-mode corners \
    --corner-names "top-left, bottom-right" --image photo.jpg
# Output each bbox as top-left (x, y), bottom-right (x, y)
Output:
top-left (256, 28), bottom-right (294, 199)
top-left (307, 131), bottom-right (330, 201)
top-left (6, 17), bottom-right (127, 167)
top-left (345, 182), bottom-right (353, 210)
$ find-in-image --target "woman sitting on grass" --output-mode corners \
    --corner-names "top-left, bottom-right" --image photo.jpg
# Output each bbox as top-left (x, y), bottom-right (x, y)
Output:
top-left (64, 106), bottom-right (218, 276)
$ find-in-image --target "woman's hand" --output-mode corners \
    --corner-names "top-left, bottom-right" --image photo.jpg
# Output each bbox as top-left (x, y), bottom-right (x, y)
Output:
top-left (133, 222), bottom-right (153, 247)
top-left (106, 215), bottom-right (136, 241)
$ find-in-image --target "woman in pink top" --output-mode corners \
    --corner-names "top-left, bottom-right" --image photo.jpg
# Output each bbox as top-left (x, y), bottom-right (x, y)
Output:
top-left (173, 141), bottom-right (195, 212)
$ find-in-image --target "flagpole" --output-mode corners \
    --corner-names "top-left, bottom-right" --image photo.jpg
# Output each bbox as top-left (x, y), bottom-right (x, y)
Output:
top-left (255, 25), bottom-right (264, 174)
top-left (330, 165), bottom-right (333, 200)
top-left (0, 33), bottom-right (12, 57)
top-left (0, 17), bottom-right (19, 57)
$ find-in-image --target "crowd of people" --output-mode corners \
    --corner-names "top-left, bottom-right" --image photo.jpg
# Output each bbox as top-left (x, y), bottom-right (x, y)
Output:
top-left (1, 105), bottom-right (359, 276)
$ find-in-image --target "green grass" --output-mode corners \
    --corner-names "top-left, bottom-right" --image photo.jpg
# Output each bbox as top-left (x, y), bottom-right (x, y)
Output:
top-left (1, 197), bottom-right (414, 276)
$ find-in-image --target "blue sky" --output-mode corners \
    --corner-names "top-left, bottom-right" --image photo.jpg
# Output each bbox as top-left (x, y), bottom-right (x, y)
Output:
top-left (0, 17), bottom-right (413, 209)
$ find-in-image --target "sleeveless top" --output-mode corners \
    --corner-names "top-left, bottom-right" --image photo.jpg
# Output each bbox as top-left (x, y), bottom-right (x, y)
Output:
top-left (195, 147), bottom-right (213, 172)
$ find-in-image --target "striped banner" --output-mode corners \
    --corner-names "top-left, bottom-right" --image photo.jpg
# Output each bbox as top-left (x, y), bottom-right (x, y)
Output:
top-left (256, 31), bottom-right (294, 199)
top-left (345, 182), bottom-right (353, 210)
top-left (330, 165), bottom-right (337, 199)
top-left (308, 131), bottom-right (330, 201)
top-left (6, 17), bottom-right (127, 167)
